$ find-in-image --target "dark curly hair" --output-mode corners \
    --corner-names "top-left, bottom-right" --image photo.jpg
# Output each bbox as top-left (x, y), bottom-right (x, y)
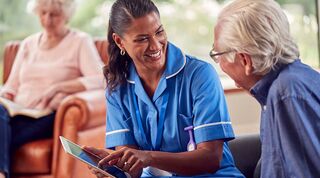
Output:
top-left (104, 0), bottom-right (160, 93)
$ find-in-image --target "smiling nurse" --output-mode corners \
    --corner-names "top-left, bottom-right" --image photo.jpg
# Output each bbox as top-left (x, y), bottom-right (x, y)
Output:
top-left (84, 0), bottom-right (244, 177)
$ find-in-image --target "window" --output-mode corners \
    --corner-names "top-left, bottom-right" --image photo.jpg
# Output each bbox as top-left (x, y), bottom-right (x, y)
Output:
top-left (153, 0), bottom-right (319, 75)
top-left (0, 0), bottom-right (319, 84)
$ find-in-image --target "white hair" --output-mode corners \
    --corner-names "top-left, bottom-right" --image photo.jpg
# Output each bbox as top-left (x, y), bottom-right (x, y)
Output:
top-left (216, 0), bottom-right (299, 75)
top-left (27, 0), bottom-right (76, 20)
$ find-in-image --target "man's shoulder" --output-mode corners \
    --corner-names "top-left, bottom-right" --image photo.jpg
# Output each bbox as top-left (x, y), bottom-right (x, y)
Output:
top-left (270, 62), bottom-right (320, 99)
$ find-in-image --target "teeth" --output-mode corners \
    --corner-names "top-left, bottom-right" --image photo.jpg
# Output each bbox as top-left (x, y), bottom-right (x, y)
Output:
top-left (149, 51), bottom-right (160, 58)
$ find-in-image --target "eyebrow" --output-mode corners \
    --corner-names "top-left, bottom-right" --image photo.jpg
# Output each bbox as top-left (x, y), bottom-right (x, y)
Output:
top-left (135, 25), bottom-right (163, 38)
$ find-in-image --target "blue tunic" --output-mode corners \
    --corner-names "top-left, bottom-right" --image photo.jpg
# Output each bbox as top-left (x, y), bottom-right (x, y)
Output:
top-left (105, 42), bottom-right (244, 177)
top-left (250, 60), bottom-right (320, 178)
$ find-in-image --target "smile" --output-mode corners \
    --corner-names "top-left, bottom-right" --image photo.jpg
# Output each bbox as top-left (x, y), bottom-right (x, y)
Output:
top-left (146, 51), bottom-right (161, 58)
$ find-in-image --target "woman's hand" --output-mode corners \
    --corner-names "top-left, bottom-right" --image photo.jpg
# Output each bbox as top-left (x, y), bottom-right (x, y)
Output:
top-left (82, 146), bottom-right (115, 178)
top-left (46, 92), bottom-right (67, 110)
top-left (99, 147), bottom-right (150, 178)
top-left (29, 84), bottom-right (62, 109)
top-left (88, 167), bottom-right (112, 178)
top-left (30, 80), bottom-right (86, 110)
top-left (0, 92), bottom-right (14, 100)
top-left (82, 146), bottom-right (113, 159)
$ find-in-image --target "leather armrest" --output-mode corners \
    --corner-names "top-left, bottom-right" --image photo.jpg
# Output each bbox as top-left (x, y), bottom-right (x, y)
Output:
top-left (94, 38), bottom-right (109, 64)
top-left (3, 41), bottom-right (20, 83)
top-left (51, 89), bottom-right (106, 178)
top-left (3, 39), bottom-right (108, 178)
top-left (52, 89), bottom-right (106, 140)
top-left (63, 89), bottom-right (106, 130)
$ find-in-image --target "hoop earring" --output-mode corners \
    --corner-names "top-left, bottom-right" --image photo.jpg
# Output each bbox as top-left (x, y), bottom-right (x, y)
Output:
top-left (120, 49), bottom-right (125, 56)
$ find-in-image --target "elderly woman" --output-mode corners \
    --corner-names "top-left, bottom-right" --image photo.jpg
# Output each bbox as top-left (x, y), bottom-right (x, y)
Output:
top-left (84, 0), bottom-right (244, 177)
top-left (0, 0), bottom-right (103, 177)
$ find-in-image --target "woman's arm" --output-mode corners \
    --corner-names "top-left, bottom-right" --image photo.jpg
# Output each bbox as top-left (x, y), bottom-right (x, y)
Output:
top-left (77, 35), bottom-right (104, 90)
top-left (83, 145), bottom-right (142, 178)
top-left (148, 140), bottom-right (223, 175)
top-left (0, 93), bottom-right (14, 100)
top-left (100, 140), bottom-right (223, 176)
top-left (0, 40), bottom-right (28, 100)
top-left (32, 34), bottom-right (103, 109)
top-left (30, 79), bottom-right (86, 110)
top-left (50, 79), bottom-right (87, 94)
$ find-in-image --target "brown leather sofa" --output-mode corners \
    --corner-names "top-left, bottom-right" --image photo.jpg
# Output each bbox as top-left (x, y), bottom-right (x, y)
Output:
top-left (2, 38), bottom-right (109, 178)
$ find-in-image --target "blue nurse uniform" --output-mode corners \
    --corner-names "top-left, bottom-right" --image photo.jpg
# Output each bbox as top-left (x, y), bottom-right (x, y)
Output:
top-left (105, 42), bottom-right (244, 177)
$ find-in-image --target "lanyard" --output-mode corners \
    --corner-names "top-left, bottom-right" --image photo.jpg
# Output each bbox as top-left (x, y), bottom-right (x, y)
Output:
top-left (132, 87), bottom-right (169, 150)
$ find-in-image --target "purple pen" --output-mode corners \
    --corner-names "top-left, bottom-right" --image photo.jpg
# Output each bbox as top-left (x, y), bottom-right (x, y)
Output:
top-left (184, 126), bottom-right (196, 151)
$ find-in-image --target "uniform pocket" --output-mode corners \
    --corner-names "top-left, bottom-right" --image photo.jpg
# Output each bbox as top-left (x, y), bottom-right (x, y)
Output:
top-left (178, 114), bottom-right (194, 151)
top-left (178, 113), bottom-right (193, 127)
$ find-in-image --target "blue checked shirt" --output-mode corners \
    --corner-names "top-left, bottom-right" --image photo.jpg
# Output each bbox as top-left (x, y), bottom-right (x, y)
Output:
top-left (250, 60), bottom-right (320, 178)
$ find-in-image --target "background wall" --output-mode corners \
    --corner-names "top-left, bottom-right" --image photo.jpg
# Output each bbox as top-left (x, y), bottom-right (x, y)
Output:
top-left (225, 90), bottom-right (261, 136)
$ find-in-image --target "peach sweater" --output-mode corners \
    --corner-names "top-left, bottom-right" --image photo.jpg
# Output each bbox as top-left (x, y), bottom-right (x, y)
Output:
top-left (1, 30), bottom-right (104, 108)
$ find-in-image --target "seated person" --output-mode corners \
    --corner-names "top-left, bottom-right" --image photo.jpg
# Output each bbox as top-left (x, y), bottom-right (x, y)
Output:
top-left (84, 0), bottom-right (244, 177)
top-left (213, 0), bottom-right (320, 177)
top-left (0, 0), bottom-right (104, 177)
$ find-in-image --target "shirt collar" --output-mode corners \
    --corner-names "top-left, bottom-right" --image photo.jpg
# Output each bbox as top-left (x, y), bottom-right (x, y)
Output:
top-left (250, 60), bottom-right (299, 105)
top-left (126, 42), bottom-right (186, 83)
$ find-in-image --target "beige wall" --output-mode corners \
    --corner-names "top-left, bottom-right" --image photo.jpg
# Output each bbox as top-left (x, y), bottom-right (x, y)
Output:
top-left (225, 90), bottom-right (261, 136)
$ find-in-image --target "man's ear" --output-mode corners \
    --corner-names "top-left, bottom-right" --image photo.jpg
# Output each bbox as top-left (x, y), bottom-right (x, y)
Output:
top-left (239, 53), bottom-right (254, 76)
top-left (112, 33), bottom-right (124, 49)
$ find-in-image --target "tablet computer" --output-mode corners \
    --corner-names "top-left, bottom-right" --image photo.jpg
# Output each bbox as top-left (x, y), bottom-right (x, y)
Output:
top-left (59, 136), bottom-right (130, 178)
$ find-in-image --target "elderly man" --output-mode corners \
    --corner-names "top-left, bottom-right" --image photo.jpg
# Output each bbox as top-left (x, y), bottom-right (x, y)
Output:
top-left (212, 0), bottom-right (320, 177)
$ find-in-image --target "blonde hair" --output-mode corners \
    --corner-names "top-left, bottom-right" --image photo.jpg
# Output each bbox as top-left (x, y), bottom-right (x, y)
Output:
top-left (28, 0), bottom-right (76, 20)
top-left (216, 0), bottom-right (299, 75)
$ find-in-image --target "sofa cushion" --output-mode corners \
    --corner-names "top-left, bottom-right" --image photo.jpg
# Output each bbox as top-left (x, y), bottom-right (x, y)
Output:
top-left (12, 139), bottom-right (52, 174)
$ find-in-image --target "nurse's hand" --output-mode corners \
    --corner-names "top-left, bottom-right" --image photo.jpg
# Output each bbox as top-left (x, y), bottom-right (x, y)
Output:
top-left (99, 147), bottom-right (148, 178)
top-left (82, 146), bottom-right (115, 178)
top-left (82, 146), bottom-right (113, 159)
top-left (88, 167), bottom-right (112, 178)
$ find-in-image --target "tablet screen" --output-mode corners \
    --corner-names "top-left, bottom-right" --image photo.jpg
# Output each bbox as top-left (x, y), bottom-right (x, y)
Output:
top-left (60, 136), bottom-right (129, 178)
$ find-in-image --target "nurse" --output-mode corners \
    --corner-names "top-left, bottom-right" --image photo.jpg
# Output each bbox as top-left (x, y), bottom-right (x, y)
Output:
top-left (85, 0), bottom-right (244, 177)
